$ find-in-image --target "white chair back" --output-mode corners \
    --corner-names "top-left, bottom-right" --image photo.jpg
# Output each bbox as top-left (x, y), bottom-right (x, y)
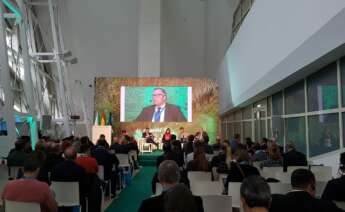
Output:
top-left (212, 167), bottom-right (219, 181)
top-left (268, 183), bottom-right (291, 194)
top-left (155, 183), bottom-right (163, 195)
top-left (5, 200), bottom-right (40, 212)
top-left (128, 150), bottom-right (138, 162)
top-left (187, 171), bottom-right (212, 181)
top-left (117, 154), bottom-right (130, 167)
top-left (287, 166), bottom-right (308, 174)
top-left (261, 167), bottom-right (283, 179)
top-left (310, 166), bottom-right (332, 182)
top-left (274, 172), bottom-right (291, 183)
top-left (228, 182), bottom-right (242, 208)
top-left (334, 201), bottom-right (345, 210)
top-left (51, 181), bottom-right (80, 207)
top-left (190, 181), bottom-right (223, 196)
top-left (315, 181), bottom-right (327, 198)
top-left (205, 154), bottom-right (214, 162)
top-left (201, 195), bottom-right (232, 212)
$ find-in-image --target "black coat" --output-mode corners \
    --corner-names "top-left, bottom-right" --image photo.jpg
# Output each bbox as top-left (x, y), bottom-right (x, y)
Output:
top-left (322, 175), bottom-right (345, 201)
top-left (282, 150), bottom-right (307, 171)
top-left (91, 145), bottom-right (119, 180)
top-left (138, 191), bottom-right (204, 212)
top-left (271, 191), bottom-right (344, 212)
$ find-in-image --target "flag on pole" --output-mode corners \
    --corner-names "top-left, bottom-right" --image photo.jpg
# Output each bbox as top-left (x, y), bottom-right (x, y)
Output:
top-left (108, 112), bottom-right (112, 125)
top-left (94, 111), bottom-right (99, 125)
top-left (100, 111), bottom-right (106, 126)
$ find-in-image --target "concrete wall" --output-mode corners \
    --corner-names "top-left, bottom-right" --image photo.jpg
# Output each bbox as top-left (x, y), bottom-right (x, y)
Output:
top-left (161, 0), bottom-right (206, 77)
top-left (221, 0), bottom-right (345, 112)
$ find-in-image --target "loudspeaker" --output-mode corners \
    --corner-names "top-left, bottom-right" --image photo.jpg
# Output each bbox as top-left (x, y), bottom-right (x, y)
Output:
top-left (41, 115), bottom-right (52, 130)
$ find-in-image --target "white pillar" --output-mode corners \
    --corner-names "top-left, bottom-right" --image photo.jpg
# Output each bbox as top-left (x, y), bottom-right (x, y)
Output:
top-left (138, 0), bottom-right (161, 77)
top-left (0, 7), bottom-right (17, 156)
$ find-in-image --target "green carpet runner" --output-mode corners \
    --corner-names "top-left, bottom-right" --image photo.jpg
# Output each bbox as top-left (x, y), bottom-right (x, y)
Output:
top-left (105, 166), bottom-right (157, 212)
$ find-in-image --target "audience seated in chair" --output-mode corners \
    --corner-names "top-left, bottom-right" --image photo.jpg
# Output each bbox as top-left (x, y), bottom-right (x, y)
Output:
top-left (91, 139), bottom-right (119, 198)
top-left (260, 144), bottom-right (283, 169)
top-left (282, 142), bottom-right (307, 171)
top-left (241, 175), bottom-right (271, 212)
top-left (2, 157), bottom-right (58, 212)
top-left (139, 160), bottom-right (204, 212)
top-left (210, 144), bottom-right (232, 174)
top-left (50, 146), bottom-right (88, 212)
top-left (186, 143), bottom-right (210, 172)
top-left (270, 169), bottom-right (344, 212)
top-left (321, 152), bottom-right (345, 202)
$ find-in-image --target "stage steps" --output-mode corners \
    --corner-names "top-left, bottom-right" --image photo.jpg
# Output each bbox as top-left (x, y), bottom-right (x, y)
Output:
top-left (138, 150), bottom-right (163, 166)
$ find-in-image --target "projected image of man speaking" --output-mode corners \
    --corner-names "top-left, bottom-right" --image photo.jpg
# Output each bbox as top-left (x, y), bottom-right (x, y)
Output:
top-left (135, 88), bottom-right (187, 122)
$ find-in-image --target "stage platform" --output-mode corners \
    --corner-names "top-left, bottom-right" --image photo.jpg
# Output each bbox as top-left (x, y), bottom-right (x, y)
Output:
top-left (138, 150), bottom-right (163, 166)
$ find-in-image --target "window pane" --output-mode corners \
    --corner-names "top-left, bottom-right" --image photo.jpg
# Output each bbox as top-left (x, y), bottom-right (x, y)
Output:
top-left (234, 123), bottom-right (241, 140)
top-left (221, 123), bottom-right (227, 139)
top-left (307, 62), bottom-right (338, 111)
top-left (272, 117), bottom-right (284, 146)
top-left (309, 114), bottom-right (339, 157)
top-left (243, 121), bottom-right (252, 140)
top-left (268, 119), bottom-right (272, 138)
top-left (272, 92), bottom-right (283, 115)
top-left (228, 123), bottom-right (234, 138)
top-left (286, 117), bottom-right (306, 154)
top-left (267, 97), bottom-right (272, 117)
top-left (285, 80), bottom-right (305, 114)
top-left (234, 111), bottom-right (242, 121)
top-left (243, 106), bottom-right (252, 119)
top-left (340, 57), bottom-right (345, 106)
top-left (260, 120), bottom-right (266, 138)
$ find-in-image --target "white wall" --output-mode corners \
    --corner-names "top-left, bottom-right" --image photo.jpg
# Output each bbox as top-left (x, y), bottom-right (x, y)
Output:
top-left (59, 0), bottom-right (140, 123)
top-left (204, 0), bottom-right (239, 111)
top-left (220, 0), bottom-right (345, 112)
top-left (161, 0), bottom-right (206, 77)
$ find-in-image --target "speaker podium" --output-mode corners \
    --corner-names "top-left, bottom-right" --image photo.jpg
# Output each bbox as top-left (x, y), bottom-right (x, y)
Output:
top-left (91, 125), bottom-right (112, 146)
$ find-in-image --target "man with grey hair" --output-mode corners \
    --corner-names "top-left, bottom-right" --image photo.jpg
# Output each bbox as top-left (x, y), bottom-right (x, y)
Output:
top-left (135, 88), bottom-right (187, 122)
top-left (139, 160), bottom-right (204, 212)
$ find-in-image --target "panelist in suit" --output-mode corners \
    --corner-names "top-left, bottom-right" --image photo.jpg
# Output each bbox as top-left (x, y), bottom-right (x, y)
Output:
top-left (139, 160), bottom-right (204, 212)
top-left (135, 88), bottom-right (187, 122)
top-left (142, 127), bottom-right (159, 148)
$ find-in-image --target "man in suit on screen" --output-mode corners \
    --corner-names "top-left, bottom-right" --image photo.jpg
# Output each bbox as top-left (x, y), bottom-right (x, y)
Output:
top-left (135, 88), bottom-right (187, 122)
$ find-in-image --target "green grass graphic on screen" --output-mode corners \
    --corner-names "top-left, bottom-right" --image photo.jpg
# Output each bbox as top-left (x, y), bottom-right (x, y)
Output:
top-left (124, 86), bottom-right (189, 122)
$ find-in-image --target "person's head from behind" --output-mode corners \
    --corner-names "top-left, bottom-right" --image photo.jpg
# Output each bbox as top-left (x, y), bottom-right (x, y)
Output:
top-left (153, 88), bottom-right (167, 107)
top-left (164, 183), bottom-right (197, 212)
top-left (187, 134), bottom-right (194, 142)
top-left (234, 133), bottom-right (240, 140)
top-left (291, 169), bottom-right (316, 197)
top-left (23, 157), bottom-right (41, 178)
top-left (97, 139), bottom-right (107, 147)
top-left (80, 143), bottom-right (91, 155)
top-left (235, 149), bottom-right (250, 164)
top-left (158, 160), bottom-right (180, 189)
top-left (99, 134), bottom-right (105, 140)
top-left (241, 176), bottom-right (271, 212)
top-left (64, 146), bottom-right (77, 161)
top-left (14, 141), bottom-right (25, 152)
top-left (286, 141), bottom-right (295, 152)
top-left (80, 136), bottom-right (90, 145)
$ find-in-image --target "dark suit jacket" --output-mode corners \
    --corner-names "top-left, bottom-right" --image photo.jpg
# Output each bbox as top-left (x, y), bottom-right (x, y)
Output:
top-left (139, 191), bottom-right (204, 212)
top-left (135, 103), bottom-right (187, 122)
top-left (282, 191), bottom-right (344, 212)
top-left (91, 145), bottom-right (119, 180)
top-left (282, 150), bottom-right (308, 171)
top-left (226, 162), bottom-right (260, 186)
top-left (322, 175), bottom-right (345, 201)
